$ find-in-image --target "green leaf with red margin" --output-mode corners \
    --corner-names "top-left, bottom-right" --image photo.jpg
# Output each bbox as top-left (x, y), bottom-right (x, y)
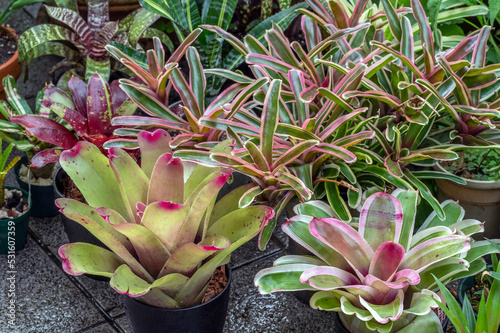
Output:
top-left (147, 153), bottom-right (184, 204)
top-left (59, 141), bottom-right (128, 217)
top-left (59, 243), bottom-right (125, 278)
top-left (137, 129), bottom-right (173, 178)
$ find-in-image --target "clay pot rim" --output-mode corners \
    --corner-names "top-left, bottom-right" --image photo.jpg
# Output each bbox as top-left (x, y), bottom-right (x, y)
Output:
top-left (0, 24), bottom-right (19, 71)
top-left (434, 162), bottom-right (500, 189)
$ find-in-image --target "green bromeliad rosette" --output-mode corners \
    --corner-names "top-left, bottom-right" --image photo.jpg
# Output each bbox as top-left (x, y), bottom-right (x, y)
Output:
top-left (55, 129), bottom-right (274, 308)
top-left (254, 191), bottom-right (500, 332)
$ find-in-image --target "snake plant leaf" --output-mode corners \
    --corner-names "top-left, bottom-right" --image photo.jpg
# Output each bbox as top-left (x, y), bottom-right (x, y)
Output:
top-left (59, 141), bottom-right (128, 216)
top-left (59, 243), bottom-right (125, 277)
top-left (359, 192), bottom-right (403, 250)
top-left (158, 236), bottom-right (230, 278)
top-left (147, 153), bottom-right (184, 204)
top-left (201, 0), bottom-right (238, 31)
top-left (128, 8), bottom-right (161, 48)
top-left (108, 148), bottom-right (149, 223)
top-left (254, 264), bottom-right (320, 294)
top-left (106, 220), bottom-right (170, 278)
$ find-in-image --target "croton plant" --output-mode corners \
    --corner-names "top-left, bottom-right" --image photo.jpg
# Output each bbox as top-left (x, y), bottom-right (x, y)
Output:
top-left (56, 130), bottom-right (274, 308)
top-left (11, 73), bottom-right (136, 168)
top-left (255, 191), bottom-right (500, 332)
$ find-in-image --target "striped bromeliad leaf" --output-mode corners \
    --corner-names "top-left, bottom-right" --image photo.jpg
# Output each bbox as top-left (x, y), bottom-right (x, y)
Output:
top-left (11, 74), bottom-right (135, 168)
top-left (57, 130), bottom-right (274, 308)
top-left (18, 1), bottom-right (160, 81)
top-left (255, 191), bottom-right (499, 331)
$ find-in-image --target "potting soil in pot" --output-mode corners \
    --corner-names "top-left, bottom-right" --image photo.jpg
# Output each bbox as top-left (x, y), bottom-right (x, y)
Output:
top-left (0, 25), bottom-right (17, 66)
top-left (0, 189), bottom-right (28, 219)
top-left (18, 164), bottom-right (55, 186)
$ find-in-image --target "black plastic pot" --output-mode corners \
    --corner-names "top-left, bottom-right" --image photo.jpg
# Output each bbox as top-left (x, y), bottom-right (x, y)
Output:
top-left (14, 156), bottom-right (58, 218)
top-left (54, 167), bottom-right (107, 249)
top-left (123, 265), bottom-right (231, 333)
top-left (0, 187), bottom-right (31, 254)
top-left (457, 267), bottom-right (499, 333)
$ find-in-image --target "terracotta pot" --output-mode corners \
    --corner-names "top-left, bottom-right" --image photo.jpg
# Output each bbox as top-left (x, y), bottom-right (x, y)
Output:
top-left (0, 25), bottom-right (22, 101)
top-left (434, 163), bottom-right (500, 239)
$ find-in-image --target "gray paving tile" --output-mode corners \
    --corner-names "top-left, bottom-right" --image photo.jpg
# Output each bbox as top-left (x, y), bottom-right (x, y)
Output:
top-left (80, 322), bottom-right (116, 333)
top-left (224, 253), bottom-right (336, 333)
top-left (75, 275), bottom-right (126, 318)
top-left (0, 238), bottom-right (106, 332)
top-left (114, 314), bottom-right (131, 333)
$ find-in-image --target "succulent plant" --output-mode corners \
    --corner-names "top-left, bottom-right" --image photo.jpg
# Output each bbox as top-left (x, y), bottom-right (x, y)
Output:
top-left (10, 73), bottom-right (136, 168)
top-left (254, 191), bottom-right (500, 332)
top-left (56, 129), bottom-right (274, 308)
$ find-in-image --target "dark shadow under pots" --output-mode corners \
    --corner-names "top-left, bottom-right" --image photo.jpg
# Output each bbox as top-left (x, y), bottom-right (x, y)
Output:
top-left (123, 265), bottom-right (231, 333)
top-left (14, 156), bottom-right (58, 218)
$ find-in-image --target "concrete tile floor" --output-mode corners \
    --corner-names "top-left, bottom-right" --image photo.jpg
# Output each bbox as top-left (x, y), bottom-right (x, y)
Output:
top-left (0, 2), bottom-right (338, 332)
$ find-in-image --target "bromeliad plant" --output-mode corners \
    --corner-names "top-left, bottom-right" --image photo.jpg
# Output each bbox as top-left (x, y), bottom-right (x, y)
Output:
top-left (105, 30), bottom-right (255, 149)
top-left (0, 75), bottom-right (53, 158)
top-left (255, 191), bottom-right (500, 332)
top-left (56, 129), bottom-right (274, 308)
top-left (17, 0), bottom-right (166, 82)
top-left (139, 0), bottom-right (306, 98)
top-left (10, 73), bottom-right (136, 168)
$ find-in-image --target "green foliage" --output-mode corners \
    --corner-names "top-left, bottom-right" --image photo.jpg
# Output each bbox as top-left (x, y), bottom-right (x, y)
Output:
top-left (443, 149), bottom-right (500, 181)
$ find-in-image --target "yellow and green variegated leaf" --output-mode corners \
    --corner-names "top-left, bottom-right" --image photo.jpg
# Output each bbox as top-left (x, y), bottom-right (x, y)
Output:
top-left (18, 24), bottom-right (73, 61)
top-left (128, 8), bottom-right (161, 48)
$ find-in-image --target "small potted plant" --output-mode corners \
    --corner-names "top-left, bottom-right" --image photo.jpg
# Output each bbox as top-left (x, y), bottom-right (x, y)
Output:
top-left (0, 0), bottom-right (47, 99)
top-left (56, 129), bottom-right (274, 332)
top-left (435, 149), bottom-right (500, 239)
top-left (254, 190), bottom-right (500, 332)
top-left (0, 140), bottom-right (31, 254)
top-left (0, 75), bottom-right (58, 218)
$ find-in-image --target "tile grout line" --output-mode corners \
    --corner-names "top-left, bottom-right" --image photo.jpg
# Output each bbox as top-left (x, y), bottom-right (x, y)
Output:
top-left (231, 248), bottom-right (284, 271)
top-left (27, 228), bottom-right (126, 333)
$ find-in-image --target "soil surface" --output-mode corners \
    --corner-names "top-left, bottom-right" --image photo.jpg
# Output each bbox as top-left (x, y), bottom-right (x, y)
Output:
top-left (0, 25), bottom-right (17, 66)
top-left (201, 265), bottom-right (228, 304)
top-left (62, 173), bottom-right (86, 203)
top-left (0, 188), bottom-right (28, 219)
